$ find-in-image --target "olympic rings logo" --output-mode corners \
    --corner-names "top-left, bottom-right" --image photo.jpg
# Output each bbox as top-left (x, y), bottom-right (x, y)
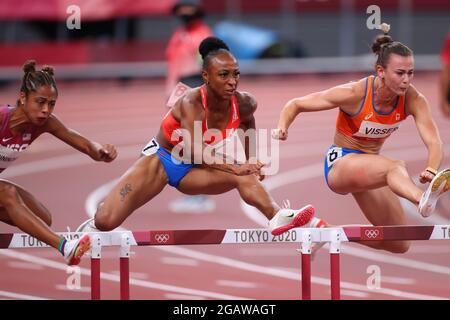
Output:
top-left (154, 234), bottom-right (170, 243)
top-left (364, 229), bottom-right (380, 239)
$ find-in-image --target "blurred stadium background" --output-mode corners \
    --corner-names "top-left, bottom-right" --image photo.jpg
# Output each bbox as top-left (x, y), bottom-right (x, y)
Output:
top-left (0, 0), bottom-right (449, 80)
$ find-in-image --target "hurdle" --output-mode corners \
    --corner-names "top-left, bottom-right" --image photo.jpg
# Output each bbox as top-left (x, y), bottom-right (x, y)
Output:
top-left (1, 225), bottom-right (450, 300)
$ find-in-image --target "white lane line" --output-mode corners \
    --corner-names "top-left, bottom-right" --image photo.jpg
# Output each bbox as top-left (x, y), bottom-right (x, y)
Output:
top-left (238, 247), bottom-right (297, 257)
top-left (109, 271), bottom-right (149, 280)
top-left (26, 128), bottom-right (155, 155)
top-left (0, 290), bottom-right (50, 300)
top-left (0, 250), bottom-right (249, 300)
top-left (164, 293), bottom-right (206, 300)
top-left (160, 257), bottom-right (200, 267)
top-left (55, 284), bottom-right (91, 293)
top-left (0, 145), bottom-right (143, 179)
top-left (340, 289), bottom-right (370, 298)
top-left (381, 276), bottom-right (416, 285)
top-left (216, 280), bottom-right (259, 289)
top-left (7, 261), bottom-right (45, 270)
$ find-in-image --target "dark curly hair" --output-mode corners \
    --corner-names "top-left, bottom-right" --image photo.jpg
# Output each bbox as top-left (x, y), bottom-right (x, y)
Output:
top-left (199, 37), bottom-right (231, 69)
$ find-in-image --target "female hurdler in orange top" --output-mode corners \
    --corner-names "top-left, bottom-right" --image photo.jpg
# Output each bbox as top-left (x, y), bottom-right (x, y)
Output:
top-left (273, 24), bottom-right (449, 254)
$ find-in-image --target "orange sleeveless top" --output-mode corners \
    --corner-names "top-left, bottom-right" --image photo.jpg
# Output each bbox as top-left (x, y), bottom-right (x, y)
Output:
top-left (336, 75), bottom-right (408, 141)
top-left (160, 85), bottom-right (240, 146)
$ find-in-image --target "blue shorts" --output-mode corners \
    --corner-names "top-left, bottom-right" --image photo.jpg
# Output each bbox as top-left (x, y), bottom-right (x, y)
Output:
top-left (324, 145), bottom-right (365, 189)
top-left (141, 138), bottom-right (193, 188)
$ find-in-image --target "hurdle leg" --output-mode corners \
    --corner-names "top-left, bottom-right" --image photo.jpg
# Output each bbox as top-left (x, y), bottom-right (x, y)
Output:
top-left (91, 234), bottom-right (102, 300)
top-left (120, 233), bottom-right (131, 300)
top-left (329, 230), bottom-right (341, 300)
top-left (300, 230), bottom-right (312, 300)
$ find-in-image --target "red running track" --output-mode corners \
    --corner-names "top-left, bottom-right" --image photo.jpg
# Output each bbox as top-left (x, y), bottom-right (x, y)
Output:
top-left (0, 72), bottom-right (449, 300)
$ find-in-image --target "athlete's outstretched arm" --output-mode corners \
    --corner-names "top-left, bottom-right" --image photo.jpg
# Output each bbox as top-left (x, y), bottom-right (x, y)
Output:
top-left (43, 114), bottom-right (117, 162)
top-left (275, 83), bottom-right (359, 140)
top-left (407, 90), bottom-right (444, 183)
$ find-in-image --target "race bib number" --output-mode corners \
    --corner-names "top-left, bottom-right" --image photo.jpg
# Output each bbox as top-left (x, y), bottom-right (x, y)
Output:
top-left (326, 146), bottom-right (343, 167)
top-left (141, 138), bottom-right (159, 157)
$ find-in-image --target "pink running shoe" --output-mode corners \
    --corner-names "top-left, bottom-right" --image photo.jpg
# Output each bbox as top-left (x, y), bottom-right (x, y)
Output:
top-left (64, 234), bottom-right (91, 266)
top-left (269, 204), bottom-right (315, 236)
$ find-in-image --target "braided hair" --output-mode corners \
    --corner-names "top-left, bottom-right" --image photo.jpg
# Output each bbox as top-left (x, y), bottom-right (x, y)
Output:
top-left (18, 60), bottom-right (58, 106)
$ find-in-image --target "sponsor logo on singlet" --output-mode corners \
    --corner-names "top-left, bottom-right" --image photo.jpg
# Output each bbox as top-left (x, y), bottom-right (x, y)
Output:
top-left (364, 112), bottom-right (373, 120)
top-left (3, 144), bottom-right (29, 152)
top-left (353, 120), bottom-right (401, 139)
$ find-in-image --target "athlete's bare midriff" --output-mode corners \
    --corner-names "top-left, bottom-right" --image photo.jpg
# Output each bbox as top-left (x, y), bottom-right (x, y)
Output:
top-left (333, 131), bottom-right (386, 154)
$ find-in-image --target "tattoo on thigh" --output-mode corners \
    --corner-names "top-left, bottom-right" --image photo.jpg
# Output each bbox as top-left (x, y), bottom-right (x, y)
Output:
top-left (120, 184), bottom-right (133, 202)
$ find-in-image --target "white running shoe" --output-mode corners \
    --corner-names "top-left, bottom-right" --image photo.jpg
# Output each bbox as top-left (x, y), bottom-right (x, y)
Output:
top-left (63, 234), bottom-right (91, 266)
top-left (269, 201), bottom-right (315, 236)
top-left (418, 169), bottom-right (450, 217)
top-left (168, 195), bottom-right (216, 214)
top-left (76, 218), bottom-right (99, 233)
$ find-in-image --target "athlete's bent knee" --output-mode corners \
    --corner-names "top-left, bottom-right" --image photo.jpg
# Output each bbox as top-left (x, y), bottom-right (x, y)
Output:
top-left (0, 184), bottom-right (21, 207)
top-left (236, 174), bottom-right (258, 188)
top-left (391, 159), bottom-right (406, 172)
top-left (94, 213), bottom-right (117, 231)
top-left (94, 204), bottom-right (119, 231)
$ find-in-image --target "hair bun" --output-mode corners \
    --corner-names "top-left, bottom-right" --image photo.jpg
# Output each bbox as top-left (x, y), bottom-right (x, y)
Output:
top-left (371, 34), bottom-right (393, 55)
top-left (199, 37), bottom-right (229, 60)
top-left (23, 60), bottom-right (36, 74)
